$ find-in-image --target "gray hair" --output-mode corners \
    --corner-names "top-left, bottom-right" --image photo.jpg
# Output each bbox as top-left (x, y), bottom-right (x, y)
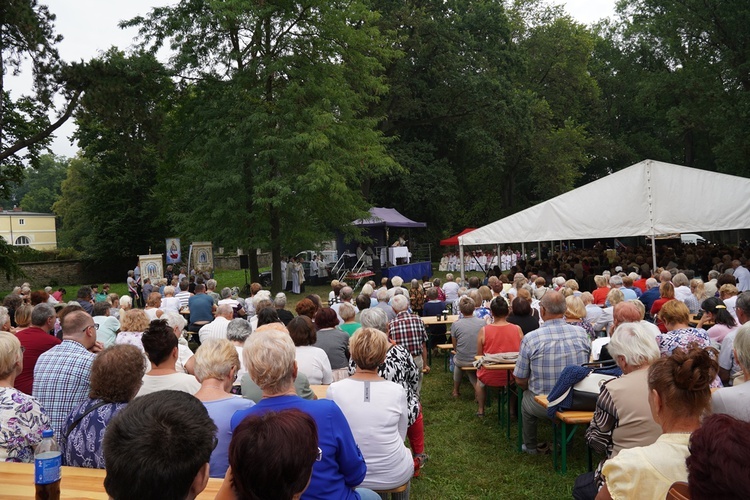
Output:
top-left (736, 293), bottom-right (750, 318)
top-left (339, 302), bottom-right (356, 321)
top-left (217, 304), bottom-right (234, 318)
top-left (377, 288), bottom-right (389, 302)
top-left (339, 286), bottom-right (353, 301)
top-left (361, 284), bottom-right (374, 296)
top-left (206, 279), bottom-right (217, 290)
top-left (609, 322), bottom-right (660, 367)
top-left (220, 287), bottom-right (233, 299)
top-left (391, 294), bottom-right (409, 312)
top-left (161, 311), bottom-right (187, 332)
top-left (0, 306), bottom-right (9, 329)
top-left (252, 290), bottom-right (272, 308)
top-left (244, 328), bottom-right (296, 394)
top-left (227, 319), bottom-right (252, 342)
top-left (672, 272), bottom-right (689, 287)
top-left (733, 324), bottom-right (750, 372)
top-left (391, 276), bottom-right (403, 288)
top-left (411, 279), bottom-right (419, 288)
top-left (274, 292), bottom-right (287, 308)
top-left (539, 291), bottom-right (566, 315)
top-left (646, 278), bottom-right (659, 289)
top-left (708, 270), bottom-right (720, 280)
top-left (360, 308), bottom-right (388, 331)
top-left (31, 303), bottom-right (56, 327)
top-left (609, 275), bottom-right (623, 287)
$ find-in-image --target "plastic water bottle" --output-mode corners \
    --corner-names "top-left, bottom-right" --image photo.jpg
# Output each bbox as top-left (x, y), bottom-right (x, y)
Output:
top-left (34, 429), bottom-right (61, 500)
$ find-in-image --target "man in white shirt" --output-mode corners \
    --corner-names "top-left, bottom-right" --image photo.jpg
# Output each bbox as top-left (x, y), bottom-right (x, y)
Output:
top-left (732, 260), bottom-right (750, 292)
top-left (704, 270), bottom-right (720, 297)
top-left (198, 305), bottom-right (234, 344)
top-left (136, 319), bottom-right (200, 397)
top-left (443, 274), bottom-right (461, 302)
top-left (174, 280), bottom-right (192, 309)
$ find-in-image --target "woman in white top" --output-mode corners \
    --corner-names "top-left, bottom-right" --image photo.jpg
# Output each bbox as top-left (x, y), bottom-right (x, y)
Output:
top-left (159, 286), bottom-right (181, 314)
top-left (288, 316), bottom-right (332, 385)
top-left (143, 292), bottom-right (164, 321)
top-left (327, 327), bottom-right (413, 493)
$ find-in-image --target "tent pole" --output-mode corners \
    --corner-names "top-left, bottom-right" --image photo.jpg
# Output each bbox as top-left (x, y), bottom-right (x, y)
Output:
top-left (521, 243), bottom-right (525, 261)
top-left (459, 245), bottom-right (465, 285)
top-left (651, 233), bottom-right (657, 271)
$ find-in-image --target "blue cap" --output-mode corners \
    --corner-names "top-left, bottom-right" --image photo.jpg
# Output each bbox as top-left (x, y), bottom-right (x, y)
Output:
top-left (42, 429), bottom-right (54, 438)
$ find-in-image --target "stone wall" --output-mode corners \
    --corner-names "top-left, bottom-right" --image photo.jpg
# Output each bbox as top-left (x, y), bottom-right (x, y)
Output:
top-left (214, 252), bottom-right (272, 270)
top-left (0, 260), bottom-right (122, 290)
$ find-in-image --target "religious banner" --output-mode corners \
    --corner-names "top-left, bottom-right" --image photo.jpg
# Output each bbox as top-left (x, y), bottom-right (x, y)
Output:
top-left (166, 238), bottom-right (181, 264)
top-left (190, 242), bottom-right (214, 276)
top-left (139, 254), bottom-right (164, 282)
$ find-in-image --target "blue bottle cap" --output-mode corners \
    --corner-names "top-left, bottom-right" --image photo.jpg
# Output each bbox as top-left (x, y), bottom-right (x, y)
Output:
top-left (42, 429), bottom-right (54, 438)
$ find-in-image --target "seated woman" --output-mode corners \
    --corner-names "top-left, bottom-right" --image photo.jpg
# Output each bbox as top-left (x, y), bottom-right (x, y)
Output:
top-left (596, 347), bottom-right (717, 500)
top-left (338, 303), bottom-right (361, 337)
top-left (143, 292), bottom-right (164, 321)
top-left (216, 408), bottom-right (319, 500)
top-left (650, 282), bottom-right (675, 333)
top-left (711, 324), bottom-right (750, 421)
top-left (289, 316), bottom-right (333, 385)
top-left (575, 322), bottom-right (662, 499)
top-left (61, 344), bottom-right (145, 468)
top-left (229, 329), bottom-right (378, 500)
top-left (451, 296), bottom-right (485, 399)
top-left (159, 286), bottom-right (181, 314)
top-left (0, 332), bottom-right (50, 462)
top-left (656, 300), bottom-right (711, 357)
top-left (193, 338), bottom-right (254, 478)
top-left (506, 292), bottom-right (539, 335)
top-left (313, 308), bottom-right (351, 382)
top-left (114, 308), bottom-right (152, 355)
top-left (697, 297), bottom-right (737, 344)
top-left (476, 297), bottom-right (523, 418)
top-left (592, 275), bottom-right (610, 306)
top-left (565, 295), bottom-right (596, 341)
top-left (327, 328), bottom-right (414, 494)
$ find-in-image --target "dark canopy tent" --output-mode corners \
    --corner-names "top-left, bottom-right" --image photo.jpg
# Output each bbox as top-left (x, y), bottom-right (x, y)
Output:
top-left (440, 228), bottom-right (477, 246)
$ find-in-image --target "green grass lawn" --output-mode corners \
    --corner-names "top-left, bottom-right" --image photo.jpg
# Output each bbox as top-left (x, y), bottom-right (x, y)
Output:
top-left (20, 266), bottom-right (593, 497)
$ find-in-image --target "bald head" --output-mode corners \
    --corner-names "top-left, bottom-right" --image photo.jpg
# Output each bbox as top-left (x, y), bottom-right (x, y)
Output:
top-left (216, 304), bottom-right (234, 319)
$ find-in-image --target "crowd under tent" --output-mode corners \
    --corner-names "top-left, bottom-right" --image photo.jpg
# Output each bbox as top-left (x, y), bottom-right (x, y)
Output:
top-left (457, 159), bottom-right (750, 282)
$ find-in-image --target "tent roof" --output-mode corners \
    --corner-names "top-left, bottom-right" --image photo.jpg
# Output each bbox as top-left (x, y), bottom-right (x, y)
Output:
top-left (352, 207), bottom-right (427, 228)
top-left (459, 160), bottom-right (750, 246)
top-left (440, 228), bottom-right (477, 246)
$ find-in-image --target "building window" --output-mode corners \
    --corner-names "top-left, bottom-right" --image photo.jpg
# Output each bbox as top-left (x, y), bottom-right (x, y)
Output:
top-left (18, 219), bottom-right (24, 225)
top-left (15, 236), bottom-right (30, 246)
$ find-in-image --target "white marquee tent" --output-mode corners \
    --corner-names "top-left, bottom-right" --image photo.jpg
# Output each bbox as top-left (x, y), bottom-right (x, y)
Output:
top-left (457, 159), bottom-right (750, 279)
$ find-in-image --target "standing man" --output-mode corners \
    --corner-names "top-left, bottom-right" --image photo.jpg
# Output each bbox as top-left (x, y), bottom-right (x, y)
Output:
top-left (33, 310), bottom-right (99, 440)
top-left (388, 294), bottom-right (430, 393)
top-left (15, 303), bottom-right (60, 394)
top-left (514, 291), bottom-right (590, 454)
top-left (127, 270), bottom-right (139, 308)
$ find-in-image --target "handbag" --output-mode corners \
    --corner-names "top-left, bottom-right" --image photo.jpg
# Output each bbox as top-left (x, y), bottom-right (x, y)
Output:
top-left (547, 361), bottom-right (619, 414)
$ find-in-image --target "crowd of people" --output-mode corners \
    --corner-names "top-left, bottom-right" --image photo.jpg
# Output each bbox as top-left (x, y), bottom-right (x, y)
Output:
top-left (1, 238), bottom-right (749, 499)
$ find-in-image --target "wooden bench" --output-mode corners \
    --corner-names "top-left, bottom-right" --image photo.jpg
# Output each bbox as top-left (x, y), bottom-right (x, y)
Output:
top-left (374, 482), bottom-right (409, 499)
top-left (534, 395), bottom-right (595, 474)
top-left (435, 343), bottom-right (453, 371)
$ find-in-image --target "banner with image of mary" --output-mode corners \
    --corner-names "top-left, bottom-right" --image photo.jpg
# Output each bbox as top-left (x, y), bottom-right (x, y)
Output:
top-left (166, 238), bottom-right (181, 264)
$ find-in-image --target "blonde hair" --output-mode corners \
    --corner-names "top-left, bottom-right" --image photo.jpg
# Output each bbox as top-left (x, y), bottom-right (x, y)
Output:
top-left (244, 329), bottom-right (296, 395)
top-left (0, 331), bottom-right (22, 379)
top-left (120, 309), bottom-right (151, 332)
top-left (163, 286), bottom-right (176, 297)
top-left (564, 296), bottom-right (586, 320)
top-left (194, 338), bottom-right (239, 382)
top-left (350, 328), bottom-right (390, 370)
top-left (607, 288), bottom-right (625, 306)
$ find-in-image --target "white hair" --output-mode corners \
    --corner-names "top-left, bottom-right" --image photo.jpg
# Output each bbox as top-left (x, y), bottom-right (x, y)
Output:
top-left (608, 322), bottom-right (660, 367)
top-left (391, 294), bottom-right (409, 312)
top-left (391, 276), bottom-right (403, 288)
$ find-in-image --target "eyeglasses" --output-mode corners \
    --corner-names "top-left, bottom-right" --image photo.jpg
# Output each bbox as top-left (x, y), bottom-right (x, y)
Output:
top-left (316, 447), bottom-right (322, 462)
top-left (82, 324), bottom-right (99, 333)
top-left (20, 346), bottom-right (25, 353)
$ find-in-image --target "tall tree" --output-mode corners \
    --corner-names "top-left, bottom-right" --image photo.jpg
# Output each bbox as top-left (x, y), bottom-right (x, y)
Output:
top-left (126, 0), bottom-right (399, 290)
top-left (0, 0), bottom-right (83, 194)
top-left (54, 49), bottom-right (173, 259)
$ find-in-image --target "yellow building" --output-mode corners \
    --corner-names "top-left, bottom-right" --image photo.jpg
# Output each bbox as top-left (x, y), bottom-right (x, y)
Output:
top-left (0, 209), bottom-right (57, 250)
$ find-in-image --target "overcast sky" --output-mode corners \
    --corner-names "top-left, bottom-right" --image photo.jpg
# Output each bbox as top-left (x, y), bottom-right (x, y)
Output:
top-left (10, 0), bottom-right (617, 159)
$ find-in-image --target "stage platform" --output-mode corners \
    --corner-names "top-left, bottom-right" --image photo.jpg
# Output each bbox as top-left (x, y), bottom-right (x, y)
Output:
top-left (381, 261), bottom-right (433, 282)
